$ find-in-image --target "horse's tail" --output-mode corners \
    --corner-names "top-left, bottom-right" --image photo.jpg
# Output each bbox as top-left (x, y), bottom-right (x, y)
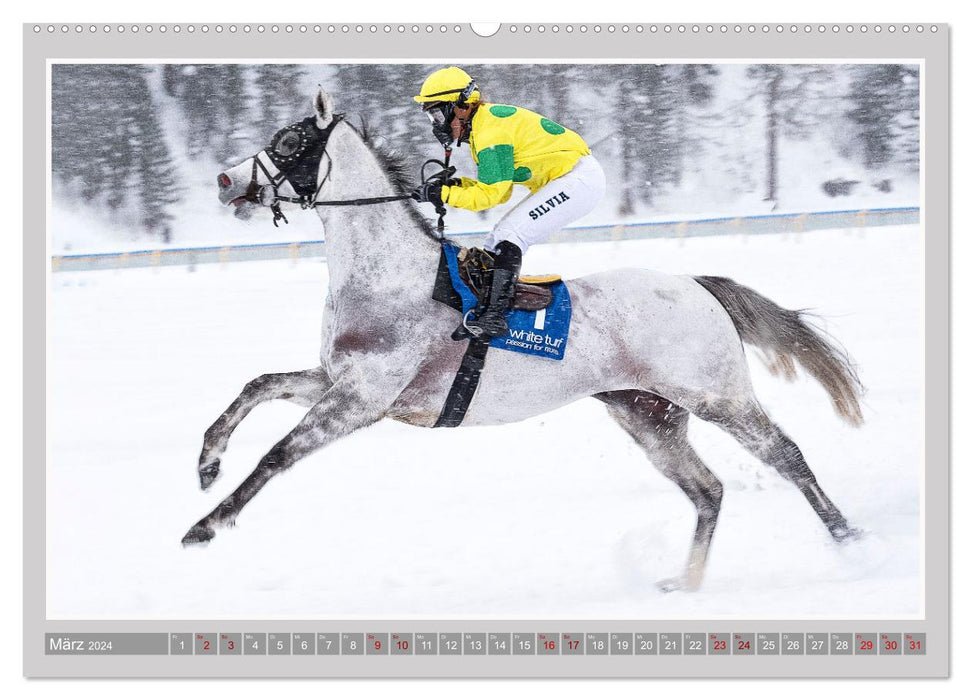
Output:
top-left (693, 275), bottom-right (864, 427)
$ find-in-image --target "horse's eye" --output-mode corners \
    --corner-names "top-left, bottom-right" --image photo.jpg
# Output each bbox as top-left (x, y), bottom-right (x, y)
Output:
top-left (274, 130), bottom-right (302, 157)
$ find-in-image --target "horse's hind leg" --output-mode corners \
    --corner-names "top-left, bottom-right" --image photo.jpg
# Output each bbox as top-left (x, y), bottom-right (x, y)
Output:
top-left (704, 402), bottom-right (860, 542)
top-left (183, 375), bottom-right (382, 545)
top-left (598, 390), bottom-right (723, 592)
top-left (197, 367), bottom-right (333, 490)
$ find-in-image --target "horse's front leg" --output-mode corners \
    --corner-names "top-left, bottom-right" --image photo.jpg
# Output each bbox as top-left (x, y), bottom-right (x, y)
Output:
top-left (197, 367), bottom-right (333, 490)
top-left (182, 374), bottom-right (385, 545)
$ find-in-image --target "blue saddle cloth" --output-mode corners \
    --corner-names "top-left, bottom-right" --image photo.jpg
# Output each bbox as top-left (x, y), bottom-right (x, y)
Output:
top-left (440, 243), bottom-right (572, 361)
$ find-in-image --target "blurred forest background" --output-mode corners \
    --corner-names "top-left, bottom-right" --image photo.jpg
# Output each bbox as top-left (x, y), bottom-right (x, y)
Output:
top-left (51, 63), bottom-right (919, 248)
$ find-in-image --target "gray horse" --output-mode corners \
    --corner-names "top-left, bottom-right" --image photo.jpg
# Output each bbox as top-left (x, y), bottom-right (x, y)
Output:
top-left (185, 89), bottom-right (864, 592)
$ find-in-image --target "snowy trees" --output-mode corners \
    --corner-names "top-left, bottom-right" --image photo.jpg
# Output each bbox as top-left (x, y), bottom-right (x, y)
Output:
top-left (53, 64), bottom-right (308, 242)
top-left (52, 65), bottom-right (180, 238)
top-left (253, 66), bottom-right (307, 144)
top-left (51, 62), bottom-right (921, 243)
top-left (847, 64), bottom-right (920, 175)
top-left (746, 64), bottom-right (838, 205)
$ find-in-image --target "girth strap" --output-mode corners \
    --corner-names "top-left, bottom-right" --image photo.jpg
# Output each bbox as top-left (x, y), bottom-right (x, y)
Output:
top-left (433, 339), bottom-right (491, 428)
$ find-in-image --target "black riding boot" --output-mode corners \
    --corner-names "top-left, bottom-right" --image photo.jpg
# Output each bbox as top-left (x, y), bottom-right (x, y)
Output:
top-left (465, 241), bottom-right (522, 339)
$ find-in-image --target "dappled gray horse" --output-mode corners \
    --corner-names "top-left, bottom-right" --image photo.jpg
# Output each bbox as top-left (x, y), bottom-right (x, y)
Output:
top-left (186, 88), bottom-right (864, 592)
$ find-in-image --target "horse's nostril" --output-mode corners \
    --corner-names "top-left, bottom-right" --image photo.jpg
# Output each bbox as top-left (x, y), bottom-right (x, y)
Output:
top-left (218, 173), bottom-right (232, 189)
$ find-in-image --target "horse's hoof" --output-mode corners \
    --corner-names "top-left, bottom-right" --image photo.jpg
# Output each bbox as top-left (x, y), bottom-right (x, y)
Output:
top-left (657, 577), bottom-right (682, 593)
top-left (198, 460), bottom-right (221, 491)
top-left (831, 524), bottom-right (864, 543)
top-left (181, 522), bottom-right (216, 546)
top-left (656, 576), bottom-right (699, 593)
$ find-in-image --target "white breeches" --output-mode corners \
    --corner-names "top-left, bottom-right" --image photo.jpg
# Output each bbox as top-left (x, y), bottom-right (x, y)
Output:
top-left (483, 155), bottom-right (607, 254)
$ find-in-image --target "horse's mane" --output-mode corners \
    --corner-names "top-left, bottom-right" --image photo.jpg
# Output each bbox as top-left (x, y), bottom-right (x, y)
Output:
top-left (350, 117), bottom-right (437, 239)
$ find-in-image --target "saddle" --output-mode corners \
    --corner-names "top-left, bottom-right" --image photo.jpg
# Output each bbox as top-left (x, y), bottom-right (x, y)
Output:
top-left (456, 247), bottom-right (560, 311)
top-left (431, 243), bottom-right (573, 428)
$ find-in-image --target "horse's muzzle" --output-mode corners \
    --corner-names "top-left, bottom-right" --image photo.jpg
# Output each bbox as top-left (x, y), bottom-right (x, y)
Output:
top-left (217, 172), bottom-right (249, 207)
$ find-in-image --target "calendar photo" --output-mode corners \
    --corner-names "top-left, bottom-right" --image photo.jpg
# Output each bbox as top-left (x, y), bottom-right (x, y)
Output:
top-left (45, 56), bottom-right (925, 622)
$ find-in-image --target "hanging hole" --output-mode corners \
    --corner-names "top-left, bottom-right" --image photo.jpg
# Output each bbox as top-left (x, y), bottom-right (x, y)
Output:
top-left (470, 22), bottom-right (500, 37)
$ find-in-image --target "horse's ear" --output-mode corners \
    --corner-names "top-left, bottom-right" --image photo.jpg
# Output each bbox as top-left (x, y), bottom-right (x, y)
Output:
top-left (314, 88), bottom-right (336, 129)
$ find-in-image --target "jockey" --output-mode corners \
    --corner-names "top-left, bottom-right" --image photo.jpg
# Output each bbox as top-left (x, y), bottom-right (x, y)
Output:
top-left (411, 66), bottom-right (607, 339)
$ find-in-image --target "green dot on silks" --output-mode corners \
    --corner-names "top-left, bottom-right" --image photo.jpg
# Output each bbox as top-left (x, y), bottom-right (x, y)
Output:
top-left (540, 117), bottom-right (566, 135)
top-left (513, 166), bottom-right (532, 182)
top-left (489, 105), bottom-right (518, 118)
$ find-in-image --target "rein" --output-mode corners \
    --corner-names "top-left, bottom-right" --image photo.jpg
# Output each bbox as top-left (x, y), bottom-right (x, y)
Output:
top-left (245, 114), bottom-right (451, 236)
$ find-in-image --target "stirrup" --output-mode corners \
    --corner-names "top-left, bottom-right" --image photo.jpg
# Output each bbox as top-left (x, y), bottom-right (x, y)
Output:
top-left (451, 323), bottom-right (472, 341)
top-left (451, 315), bottom-right (474, 341)
top-left (452, 309), bottom-right (482, 340)
top-left (464, 309), bottom-right (509, 339)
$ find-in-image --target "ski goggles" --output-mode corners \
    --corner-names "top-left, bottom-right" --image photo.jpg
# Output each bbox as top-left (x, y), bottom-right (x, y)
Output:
top-left (422, 101), bottom-right (455, 126)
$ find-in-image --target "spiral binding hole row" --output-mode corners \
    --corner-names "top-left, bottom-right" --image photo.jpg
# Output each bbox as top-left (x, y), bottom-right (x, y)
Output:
top-left (33, 23), bottom-right (938, 35)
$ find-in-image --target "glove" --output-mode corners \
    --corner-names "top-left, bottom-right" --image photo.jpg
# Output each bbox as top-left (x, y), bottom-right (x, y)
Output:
top-left (411, 182), bottom-right (443, 207)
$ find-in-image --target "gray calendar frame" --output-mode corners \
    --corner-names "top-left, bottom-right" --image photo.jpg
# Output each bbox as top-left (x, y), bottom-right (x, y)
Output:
top-left (23, 22), bottom-right (949, 678)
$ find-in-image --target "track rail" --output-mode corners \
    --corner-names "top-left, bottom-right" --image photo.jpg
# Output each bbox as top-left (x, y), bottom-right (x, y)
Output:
top-left (51, 206), bottom-right (919, 273)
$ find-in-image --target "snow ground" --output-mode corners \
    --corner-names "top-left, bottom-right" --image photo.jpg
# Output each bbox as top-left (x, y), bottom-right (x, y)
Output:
top-left (47, 225), bottom-right (922, 619)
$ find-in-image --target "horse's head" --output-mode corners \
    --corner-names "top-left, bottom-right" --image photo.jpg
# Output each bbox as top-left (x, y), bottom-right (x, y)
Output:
top-left (217, 89), bottom-right (342, 222)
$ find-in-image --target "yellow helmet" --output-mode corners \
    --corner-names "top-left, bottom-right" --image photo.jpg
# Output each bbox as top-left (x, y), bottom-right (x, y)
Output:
top-left (413, 66), bottom-right (480, 105)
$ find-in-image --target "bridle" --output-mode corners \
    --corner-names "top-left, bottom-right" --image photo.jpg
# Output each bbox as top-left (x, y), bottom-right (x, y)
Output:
top-left (243, 113), bottom-right (420, 228)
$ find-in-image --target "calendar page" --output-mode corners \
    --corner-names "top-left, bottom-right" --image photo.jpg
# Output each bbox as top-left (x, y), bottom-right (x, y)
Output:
top-left (25, 22), bottom-right (948, 678)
